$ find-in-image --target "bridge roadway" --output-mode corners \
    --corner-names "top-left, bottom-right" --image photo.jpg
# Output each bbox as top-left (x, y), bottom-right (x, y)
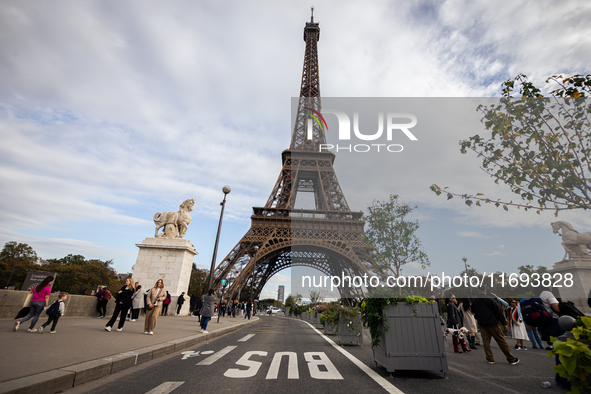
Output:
top-left (3, 314), bottom-right (563, 394)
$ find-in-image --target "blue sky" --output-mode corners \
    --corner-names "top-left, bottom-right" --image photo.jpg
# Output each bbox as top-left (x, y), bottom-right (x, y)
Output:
top-left (1, 1), bottom-right (590, 300)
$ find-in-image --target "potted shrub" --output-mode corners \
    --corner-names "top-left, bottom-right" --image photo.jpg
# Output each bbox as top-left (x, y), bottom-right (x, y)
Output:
top-left (362, 293), bottom-right (448, 377)
top-left (549, 316), bottom-right (591, 393)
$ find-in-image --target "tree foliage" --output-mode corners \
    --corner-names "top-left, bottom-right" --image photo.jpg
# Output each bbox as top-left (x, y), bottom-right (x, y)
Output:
top-left (187, 264), bottom-right (209, 297)
top-left (0, 241), bottom-right (38, 288)
top-left (44, 256), bottom-right (125, 295)
top-left (362, 195), bottom-right (429, 294)
top-left (431, 74), bottom-right (591, 214)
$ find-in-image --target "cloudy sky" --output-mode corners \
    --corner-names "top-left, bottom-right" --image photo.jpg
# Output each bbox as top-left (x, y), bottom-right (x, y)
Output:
top-left (1, 1), bottom-right (590, 299)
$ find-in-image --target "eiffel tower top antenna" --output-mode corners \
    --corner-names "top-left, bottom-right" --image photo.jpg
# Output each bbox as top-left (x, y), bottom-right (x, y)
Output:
top-left (310, 6), bottom-right (314, 22)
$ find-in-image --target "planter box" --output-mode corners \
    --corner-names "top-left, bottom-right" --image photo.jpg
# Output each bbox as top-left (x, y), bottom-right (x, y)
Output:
top-left (372, 303), bottom-right (447, 376)
top-left (337, 313), bottom-right (363, 346)
top-left (324, 319), bottom-right (338, 335)
top-left (315, 313), bottom-right (323, 328)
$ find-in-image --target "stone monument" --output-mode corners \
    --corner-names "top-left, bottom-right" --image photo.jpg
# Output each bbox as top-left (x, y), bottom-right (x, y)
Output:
top-left (132, 199), bottom-right (198, 315)
top-left (549, 221), bottom-right (591, 315)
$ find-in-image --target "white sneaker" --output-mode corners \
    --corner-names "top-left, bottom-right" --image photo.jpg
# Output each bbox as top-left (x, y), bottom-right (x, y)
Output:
top-left (13, 322), bottom-right (20, 331)
top-left (116, 328), bottom-right (122, 332)
top-left (105, 326), bottom-right (111, 332)
top-left (144, 332), bottom-right (148, 334)
top-left (149, 332), bottom-right (154, 335)
top-left (202, 330), bottom-right (209, 334)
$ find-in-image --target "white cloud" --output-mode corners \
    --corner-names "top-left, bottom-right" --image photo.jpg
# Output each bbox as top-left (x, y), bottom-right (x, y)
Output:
top-left (457, 231), bottom-right (488, 239)
top-left (0, 0), bottom-right (589, 275)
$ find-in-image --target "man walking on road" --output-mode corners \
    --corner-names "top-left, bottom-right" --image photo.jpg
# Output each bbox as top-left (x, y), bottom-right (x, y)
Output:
top-left (471, 285), bottom-right (519, 366)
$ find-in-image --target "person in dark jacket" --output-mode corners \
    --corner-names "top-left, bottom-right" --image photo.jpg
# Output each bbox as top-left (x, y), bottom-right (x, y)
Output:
top-left (196, 295), bottom-right (204, 322)
top-left (471, 286), bottom-right (519, 365)
top-left (105, 278), bottom-right (135, 332)
top-left (176, 292), bottom-right (185, 316)
top-left (446, 295), bottom-right (470, 353)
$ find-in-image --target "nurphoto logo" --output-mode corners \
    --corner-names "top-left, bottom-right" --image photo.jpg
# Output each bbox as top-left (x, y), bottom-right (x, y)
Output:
top-left (307, 108), bottom-right (418, 153)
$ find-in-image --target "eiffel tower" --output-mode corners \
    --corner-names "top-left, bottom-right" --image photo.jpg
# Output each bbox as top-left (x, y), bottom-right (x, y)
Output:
top-left (212, 10), bottom-right (372, 301)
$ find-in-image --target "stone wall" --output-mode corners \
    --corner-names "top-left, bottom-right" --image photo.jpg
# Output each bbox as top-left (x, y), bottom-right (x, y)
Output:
top-left (0, 290), bottom-right (188, 319)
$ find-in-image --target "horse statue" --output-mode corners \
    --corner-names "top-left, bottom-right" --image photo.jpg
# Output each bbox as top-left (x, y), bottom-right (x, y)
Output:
top-left (551, 221), bottom-right (591, 260)
top-left (154, 199), bottom-right (195, 239)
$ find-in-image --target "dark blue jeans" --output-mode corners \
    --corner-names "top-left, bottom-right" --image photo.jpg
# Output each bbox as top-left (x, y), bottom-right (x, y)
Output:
top-left (201, 316), bottom-right (211, 330)
top-left (20, 301), bottom-right (45, 329)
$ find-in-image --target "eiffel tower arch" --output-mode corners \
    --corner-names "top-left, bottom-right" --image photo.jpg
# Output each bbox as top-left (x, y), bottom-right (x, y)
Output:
top-left (212, 11), bottom-right (373, 301)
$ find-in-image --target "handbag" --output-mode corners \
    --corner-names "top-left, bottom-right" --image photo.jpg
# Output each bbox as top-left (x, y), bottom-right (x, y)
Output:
top-left (147, 288), bottom-right (161, 310)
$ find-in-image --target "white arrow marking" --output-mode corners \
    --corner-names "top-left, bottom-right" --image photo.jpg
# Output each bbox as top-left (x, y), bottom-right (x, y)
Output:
top-left (238, 334), bottom-right (255, 342)
top-left (145, 381), bottom-right (184, 394)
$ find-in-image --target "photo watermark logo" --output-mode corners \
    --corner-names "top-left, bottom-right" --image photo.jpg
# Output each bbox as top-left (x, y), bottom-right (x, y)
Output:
top-left (307, 108), bottom-right (418, 153)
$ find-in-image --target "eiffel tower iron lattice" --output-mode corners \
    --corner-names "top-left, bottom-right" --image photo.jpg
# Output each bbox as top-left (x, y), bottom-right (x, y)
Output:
top-left (212, 12), bottom-right (373, 302)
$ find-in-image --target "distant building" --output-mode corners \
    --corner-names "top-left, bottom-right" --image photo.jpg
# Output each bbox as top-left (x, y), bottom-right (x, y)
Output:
top-left (278, 285), bottom-right (284, 302)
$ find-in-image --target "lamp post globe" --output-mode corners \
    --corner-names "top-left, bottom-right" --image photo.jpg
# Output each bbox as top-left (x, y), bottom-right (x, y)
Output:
top-left (222, 185), bottom-right (231, 195)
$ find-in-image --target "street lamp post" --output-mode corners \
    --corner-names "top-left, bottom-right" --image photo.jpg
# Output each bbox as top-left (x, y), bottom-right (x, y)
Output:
top-left (462, 257), bottom-right (471, 297)
top-left (249, 245), bottom-right (259, 315)
top-left (207, 186), bottom-right (231, 292)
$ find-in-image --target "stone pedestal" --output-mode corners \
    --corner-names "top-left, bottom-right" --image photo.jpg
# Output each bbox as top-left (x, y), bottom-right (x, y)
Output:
top-left (550, 259), bottom-right (591, 316)
top-left (132, 238), bottom-right (198, 315)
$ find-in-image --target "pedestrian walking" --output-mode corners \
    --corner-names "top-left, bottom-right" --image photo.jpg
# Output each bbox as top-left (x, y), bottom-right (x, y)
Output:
top-left (14, 275), bottom-right (54, 333)
top-left (458, 297), bottom-right (479, 350)
top-left (189, 294), bottom-right (198, 316)
top-left (161, 291), bottom-right (171, 316)
top-left (196, 295), bottom-right (204, 322)
top-left (144, 279), bottom-right (166, 335)
top-left (105, 278), bottom-right (134, 332)
top-left (200, 289), bottom-right (217, 333)
top-left (245, 301), bottom-right (252, 320)
top-left (446, 295), bottom-right (470, 353)
top-left (526, 325), bottom-right (544, 349)
top-left (176, 292), bottom-right (185, 316)
top-left (38, 292), bottom-right (67, 334)
top-left (130, 285), bottom-right (144, 321)
top-left (471, 286), bottom-right (519, 365)
top-left (537, 285), bottom-right (568, 389)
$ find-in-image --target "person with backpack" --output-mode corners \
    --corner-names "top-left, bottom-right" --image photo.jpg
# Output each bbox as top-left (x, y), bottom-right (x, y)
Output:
top-left (38, 292), bottom-right (67, 334)
top-left (471, 285), bottom-right (519, 365)
top-left (538, 285), bottom-right (564, 350)
top-left (161, 291), bottom-right (171, 316)
top-left (94, 285), bottom-right (111, 318)
top-left (14, 275), bottom-right (54, 333)
top-left (104, 278), bottom-right (134, 332)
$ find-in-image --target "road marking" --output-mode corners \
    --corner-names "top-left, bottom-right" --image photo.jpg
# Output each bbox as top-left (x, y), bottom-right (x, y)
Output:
top-left (197, 346), bottom-right (238, 365)
top-left (181, 351), bottom-right (199, 360)
top-left (305, 352), bottom-right (343, 380)
top-left (201, 350), bottom-right (214, 355)
top-left (145, 381), bottom-right (184, 394)
top-left (238, 334), bottom-right (255, 342)
top-left (266, 351), bottom-right (299, 380)
top-left (301, 320), bottom-right (405, 394)
top-left (224, 351), bottom-right (268, 378)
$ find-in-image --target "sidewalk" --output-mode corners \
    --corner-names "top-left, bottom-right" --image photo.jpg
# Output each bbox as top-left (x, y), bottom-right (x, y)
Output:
top-left (0, 313), bottom-right (260, 394)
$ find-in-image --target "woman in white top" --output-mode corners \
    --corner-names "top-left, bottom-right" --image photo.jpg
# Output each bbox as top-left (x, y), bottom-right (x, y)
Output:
top-left (492, 294), bottom-right (528, 350)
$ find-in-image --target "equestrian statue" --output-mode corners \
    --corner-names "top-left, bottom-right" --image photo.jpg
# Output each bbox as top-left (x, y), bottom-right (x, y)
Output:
top-left (551, 221), bottom-right (591, 260)
top-left (154, 199), bottom-right (195, 239)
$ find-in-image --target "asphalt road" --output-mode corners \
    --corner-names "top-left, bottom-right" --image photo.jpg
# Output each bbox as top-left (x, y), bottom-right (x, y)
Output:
top-left (64, 315), bottom-right (565, 394)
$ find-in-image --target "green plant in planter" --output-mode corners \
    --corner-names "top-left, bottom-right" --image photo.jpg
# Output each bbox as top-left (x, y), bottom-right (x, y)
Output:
top-left (549, 316), bottom-right (591, 394)
top-left (361, 291), bottom-right (434, 348)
